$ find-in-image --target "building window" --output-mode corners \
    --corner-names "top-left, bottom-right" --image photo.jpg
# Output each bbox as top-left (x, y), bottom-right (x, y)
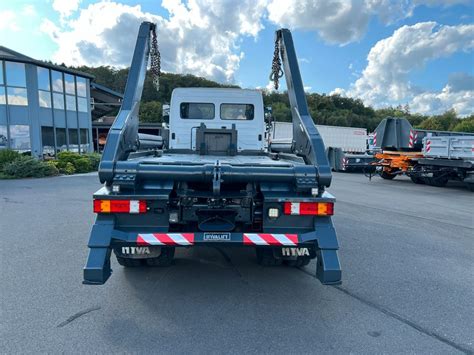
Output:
top-left (0, 86), bottom-right (5, 105)
top-left (77, 97), bottom-right (88, 112)
top-left (69, 129), bottom-right (79, 152)
top-left (4, 62), bottom-right (28, 106)
top-left (37, 67), bottom-right (52, 108)
top-left (10, 125), bottom-right (30, 152)
top-left (56, 128), bottom-right (67, 151)
top-left (64, 74), bottom-right (75, 95)
top-left (76, 77), bottom-right (87, 97)
top-left (37, 67), bottom-right (50, 91)
top-left (0, 125), bottom-right (7, 149)
top-left (0, 61), bottom-right (4, 105)
top-left (53, 92), bottom-right (64, 109)
top-left (80, 128), bottom-right (89, 152)
top-left (0, 61), bottom-right (4, 85)
top-left (66, 94), bottom-right (76, 111)
top-left (41, 126), bottom-right (55, 156)
top-left (7, 87), bottom-right (28, 106)
top-left (52, 70), bottom-right (64, 93)
top-left (5, 62), bottom-right (26, 87)
top-left (38, 90), bottom-right (52, 108)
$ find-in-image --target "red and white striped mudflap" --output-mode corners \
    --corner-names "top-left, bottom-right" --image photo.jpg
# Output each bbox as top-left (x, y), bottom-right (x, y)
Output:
top-left (373, 131), bottom-right (377, 146)
top-left (137, 233), bottom-right (194, 246)
top-left (243, 233), bottom-right (298, 246)
top-left (425, 139), bottom-right (431, 153)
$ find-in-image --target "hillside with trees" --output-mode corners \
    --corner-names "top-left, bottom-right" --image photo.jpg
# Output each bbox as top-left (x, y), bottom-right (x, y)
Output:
top-left (74, 65), bottom-right (474, 132)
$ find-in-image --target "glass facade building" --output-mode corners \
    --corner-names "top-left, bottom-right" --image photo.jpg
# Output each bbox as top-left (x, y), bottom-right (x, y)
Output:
top-left (0, 46), bottom-right (93, 158)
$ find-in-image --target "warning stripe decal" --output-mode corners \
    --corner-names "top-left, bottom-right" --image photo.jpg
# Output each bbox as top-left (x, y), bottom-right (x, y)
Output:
top-left (137, 233), bottom-right (194, 246)
top-left (137, 233), bottom-right (299, 246)
top-left (243, 233), bottom-right (298, 246)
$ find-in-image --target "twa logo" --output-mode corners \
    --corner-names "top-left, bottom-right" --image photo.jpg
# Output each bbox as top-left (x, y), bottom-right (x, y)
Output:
top-left (281, 247), bottom-right (310, 257)
top-left (122, 246), bottom-right (150, 255)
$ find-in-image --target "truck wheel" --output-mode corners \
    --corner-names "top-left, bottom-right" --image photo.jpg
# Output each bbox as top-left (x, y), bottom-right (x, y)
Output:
top-left (256, 248), bottom-right (282, 266)
top-left (285, 257), bottom-right (311, 267)
top-left (116, 256), bottom-right (143, 267)
top-left (381, 170), bottom-right (397, 180)
top-left (427, 172), bottom-right (449, 187)
top-left (410, 175), bottom-right (425, 184)
top-left (145, 247), bottom-right (175, 267)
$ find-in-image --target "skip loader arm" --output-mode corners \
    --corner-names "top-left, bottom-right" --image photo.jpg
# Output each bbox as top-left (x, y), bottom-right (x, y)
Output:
top-left (276, 29), bottom-right (332, 188)
top-left (99, 21), bottom-right (156, 184)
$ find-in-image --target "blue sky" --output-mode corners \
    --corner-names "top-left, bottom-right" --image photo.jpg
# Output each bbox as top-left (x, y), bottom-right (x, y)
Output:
top-left (0, 0), bottom-right (473, 116)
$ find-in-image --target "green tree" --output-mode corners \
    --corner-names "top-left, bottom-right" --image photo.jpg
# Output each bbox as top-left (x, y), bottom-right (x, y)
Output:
top-left (452, 115), bottom-right (474, 133)
top-left (139, 101), bottom-right (163, 123)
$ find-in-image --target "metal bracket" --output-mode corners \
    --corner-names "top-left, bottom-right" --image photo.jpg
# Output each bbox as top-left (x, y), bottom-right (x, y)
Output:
top-left (212, 160), bottom-right (222, 195)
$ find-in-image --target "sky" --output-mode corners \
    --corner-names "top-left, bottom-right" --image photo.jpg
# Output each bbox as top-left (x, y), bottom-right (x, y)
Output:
top-left (0, 0), bottom-right (473, 116)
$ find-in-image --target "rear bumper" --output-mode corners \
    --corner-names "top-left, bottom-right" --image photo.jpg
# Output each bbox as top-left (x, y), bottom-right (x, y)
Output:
top-left (83, 216), bottom-right (341, 286)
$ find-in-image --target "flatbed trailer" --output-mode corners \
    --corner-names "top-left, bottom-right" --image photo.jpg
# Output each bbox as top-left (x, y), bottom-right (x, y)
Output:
top-left (83, 22), bottom-right (342, 285)
top-left (371, 118), bottom-right (474, 189)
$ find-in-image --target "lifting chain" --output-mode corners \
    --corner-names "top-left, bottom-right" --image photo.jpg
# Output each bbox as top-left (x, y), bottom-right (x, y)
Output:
top-left (269, 36), bottom-right (283, 90)
top-left (150, 26), bottom-right (161, 91)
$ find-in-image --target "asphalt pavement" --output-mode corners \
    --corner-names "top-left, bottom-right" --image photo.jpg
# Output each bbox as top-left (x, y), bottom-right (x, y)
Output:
top-left (1, 172), bottom-right (473, 354)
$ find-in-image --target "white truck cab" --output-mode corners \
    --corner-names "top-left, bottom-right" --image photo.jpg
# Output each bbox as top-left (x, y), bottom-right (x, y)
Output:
top-left (168, 88), bottom-right (265, 152)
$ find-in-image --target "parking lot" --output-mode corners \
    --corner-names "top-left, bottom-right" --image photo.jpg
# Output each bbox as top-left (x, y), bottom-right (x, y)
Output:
top-left (1, 172), bottom-right (473, 353)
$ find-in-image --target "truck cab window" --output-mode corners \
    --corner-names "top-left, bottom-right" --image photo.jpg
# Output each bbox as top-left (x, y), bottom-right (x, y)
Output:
top-left (220, 103), bottom-right (254, 120)
top-left (180, 102), bottom-right (214, 119)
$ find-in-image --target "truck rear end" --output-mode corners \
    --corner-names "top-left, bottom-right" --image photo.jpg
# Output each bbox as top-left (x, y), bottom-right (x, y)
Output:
top-left (83, 23), bottom-right (342, 285)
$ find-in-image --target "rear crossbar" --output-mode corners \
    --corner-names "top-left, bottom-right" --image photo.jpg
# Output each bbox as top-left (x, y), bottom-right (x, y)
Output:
top-left (83, 216), bottom-right (342, 286)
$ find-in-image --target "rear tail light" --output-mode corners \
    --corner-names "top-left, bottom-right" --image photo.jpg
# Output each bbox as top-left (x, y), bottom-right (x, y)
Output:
top-left (93, 199), bottom-right (147, 214)
top-left (283, 202), bottom-right (334, 216)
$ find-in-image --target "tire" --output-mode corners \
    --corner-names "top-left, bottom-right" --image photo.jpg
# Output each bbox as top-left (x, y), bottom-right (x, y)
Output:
top-left (381, 170), bottom-right (397, 180)
top-left (256, 248), bottom-right (282, 266)
top-left (427, 172), bottom-right (449, 187)
top-left (410, 175), bottom-right (425, 184)
top-left (466, 183), bottom-right (474, 192)
top-left (145, 247), bottom-right (175, 267)
top-left (285, 257), bottom-right (311, 267)
top-left (116, 256), bottom-right (143, 267)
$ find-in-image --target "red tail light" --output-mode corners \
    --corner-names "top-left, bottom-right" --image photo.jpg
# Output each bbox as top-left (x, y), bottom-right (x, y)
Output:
top-left (93, 199), bottom-right (147, 214)
top-left (283, 202), bottom-right (334, 216)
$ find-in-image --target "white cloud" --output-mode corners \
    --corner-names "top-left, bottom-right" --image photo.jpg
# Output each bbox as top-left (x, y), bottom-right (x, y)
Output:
top-left (52, 0), bottom-right (82, 19)
top-left (22, 5), bottom-right (36, 17)
top-left (40, 0), bottom-right (473, 106)
top-left (266, 0), bottom-right (469, 45)
top-left (411, 86), bottom-right (474, 116)
top-left (41, 0), bottom-right (267, 83)
top-left (0, 10), bottom-right (19, 31)
top-left (336, 22), bottom-right (474, 116)
top-left (267, 0), bottom-right (373, 45)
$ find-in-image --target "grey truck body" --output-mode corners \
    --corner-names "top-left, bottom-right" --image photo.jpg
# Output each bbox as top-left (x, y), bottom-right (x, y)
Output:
top-left (83, 22), bottom-right (342, 285)
top-left (271, 121), bottom-right (374, 172)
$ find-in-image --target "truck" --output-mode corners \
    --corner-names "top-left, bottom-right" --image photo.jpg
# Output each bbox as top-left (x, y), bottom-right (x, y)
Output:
top-left (371, 117), bottom-right (474, 190)
top-left (83, 22), bottom-right (342, 285)
top-left (270, 121), bottom-right (374, 171)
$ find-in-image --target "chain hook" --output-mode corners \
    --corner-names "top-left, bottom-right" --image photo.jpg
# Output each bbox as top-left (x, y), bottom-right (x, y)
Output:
top-left (150, 26), bottom-right (161, 91)
top-left (269, 35), bottom-right (283, 90)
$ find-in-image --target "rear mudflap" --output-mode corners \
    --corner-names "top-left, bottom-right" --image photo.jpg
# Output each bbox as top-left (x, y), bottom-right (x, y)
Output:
top-left (83, 216), bottom-right (341, 285)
